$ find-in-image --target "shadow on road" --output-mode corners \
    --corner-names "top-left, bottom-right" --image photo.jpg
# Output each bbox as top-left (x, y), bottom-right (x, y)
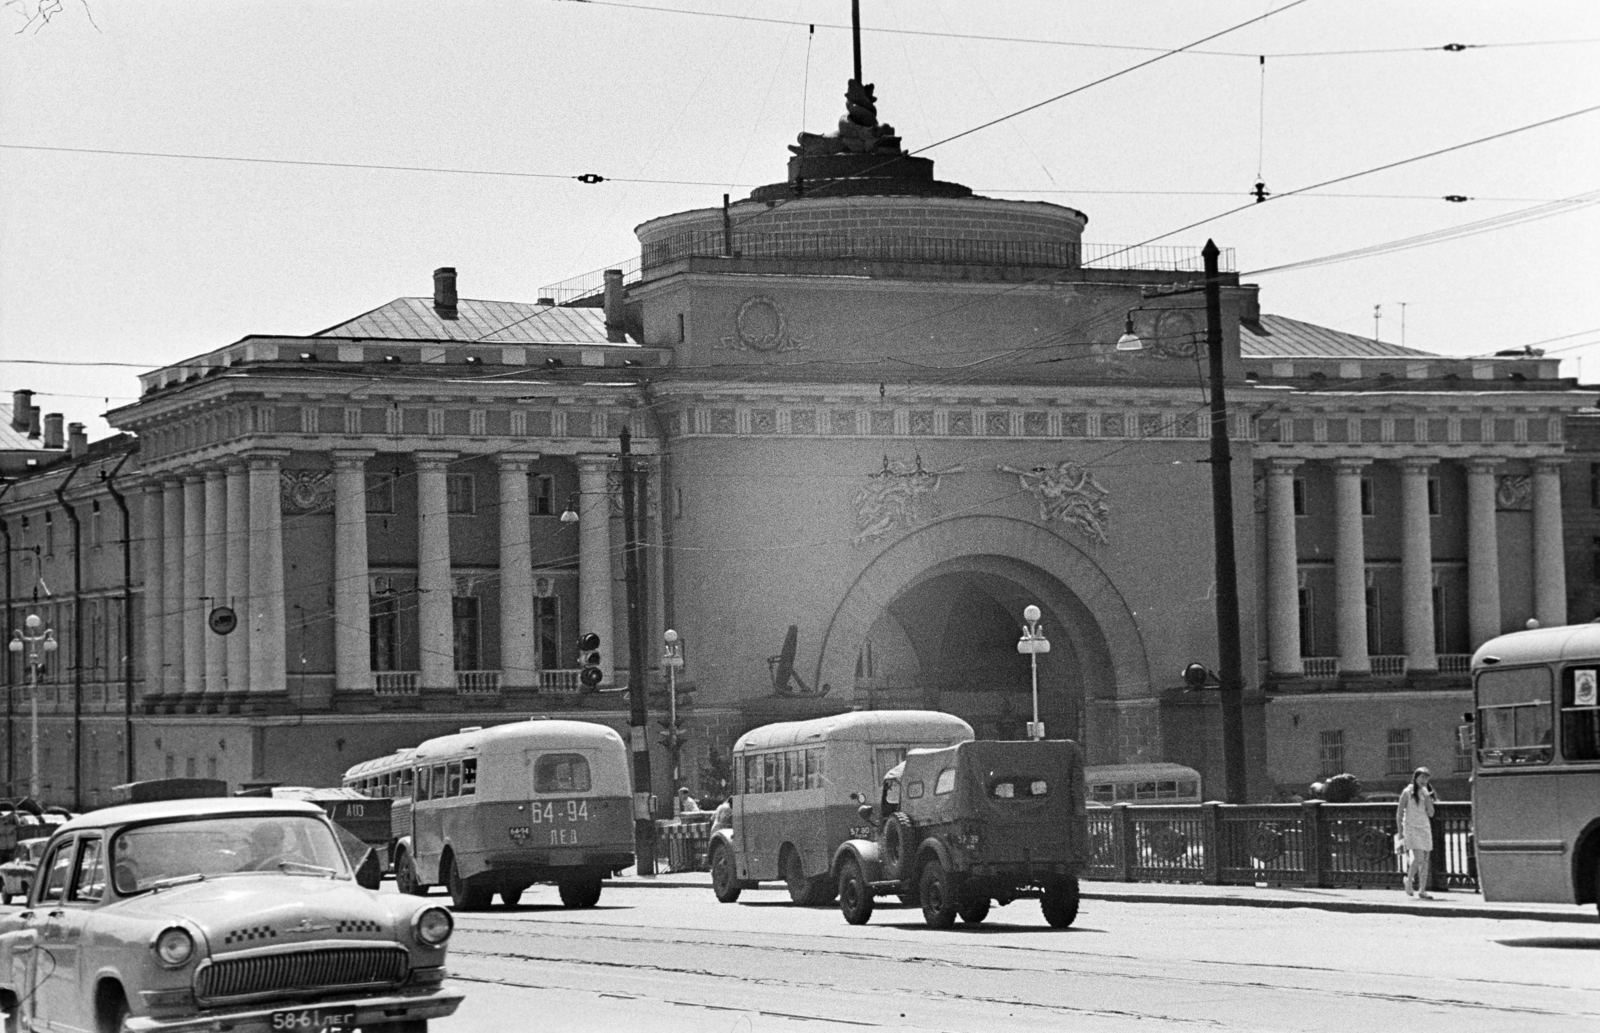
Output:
top-left (869, 921), bottom-right (1103, 934)
top-left (1494, 937), bottom-right (1600, 950)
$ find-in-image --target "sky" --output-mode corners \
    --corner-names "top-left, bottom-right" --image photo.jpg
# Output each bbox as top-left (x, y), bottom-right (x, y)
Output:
top-left (3, 0), bottom-right (1599, 439)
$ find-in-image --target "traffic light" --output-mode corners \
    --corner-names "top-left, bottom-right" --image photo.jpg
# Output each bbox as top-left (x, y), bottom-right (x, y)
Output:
top-left (578, 633), bottom-right (603, 690)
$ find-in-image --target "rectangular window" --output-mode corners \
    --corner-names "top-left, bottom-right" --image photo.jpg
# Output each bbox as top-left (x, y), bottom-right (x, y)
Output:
top-left (45, 513), bottom-right (55, 556)
top-left (1592, 538), bottom-right (1600, 583)
top-left (805, 747), bottom-right (824, 790)
top-left (1298, 587), bottom-right (1314, 656)
top-left (535, 753), bottom-right (591, 793)
top-left (431, 764), bottom-right (447, 799)
top-left (1454, 727), bottom-right (1473, 773)
top-left (1561, 666), bottom-right (1600, 762)
top-left (416, 766), bottom-right (432, 802)
top-left (39, 843), bottom-right (74, 903)
top-left (536, 596), bottom-right (560, 671)
top-left (366, 473), bottom-right (396, 514)
top-left (446, 473), bottom-right (475, 514)
top-left (91, 500), bottom-right (104, 547)
top-left (1432, 584), bottom-right (1447, 655)
top-left (70, 838), bottom-right (105, 903)
top-left (1591, 463), bottom-right (1600, 509)
top-left (531, 475), bottom-right (555, 517)
top-left (1359, 477), bottom-right (1375, 517)
top-left (1477, 667), bottom-right (1553, 766)
top-left (452, 596), bottom-right (480, 671)
top-left (370, 596), bottom-right (399, 672)
top-left (1386, 728), bottom-right (1413, 774)
top-left (1365, 585), bottom-right (1381, 657)
top-left (461, 757), bottom-right (477, 795)
top-left (1426, 477), bottom-right (1441, 517)
top-left (743, 755), bottom-right (760, 794)
top-left (1319, 730), bottom-right (1345, 778)
top-left (1291, 478), bottom-right (1307, 517)
top-left (446, 761), bottom-right (462, 797)
top-left (763, 753), bottom-right (779, 794)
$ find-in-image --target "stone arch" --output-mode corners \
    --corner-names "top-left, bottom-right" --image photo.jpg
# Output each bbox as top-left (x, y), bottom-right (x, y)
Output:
top-left (814, 514), bottom-right (1150, 706)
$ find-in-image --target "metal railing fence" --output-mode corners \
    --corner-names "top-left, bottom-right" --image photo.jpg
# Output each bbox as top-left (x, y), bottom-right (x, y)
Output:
top-left (1085, 800), bottom-right (1474, 890)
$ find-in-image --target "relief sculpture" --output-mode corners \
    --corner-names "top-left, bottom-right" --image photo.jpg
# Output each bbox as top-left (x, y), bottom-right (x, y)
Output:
top-left (998, 460), bottom-right (1111, 544)
top-left (852, 454), bottom-right (963, 546)
top-left (279, 470), bottom-right (334, 513)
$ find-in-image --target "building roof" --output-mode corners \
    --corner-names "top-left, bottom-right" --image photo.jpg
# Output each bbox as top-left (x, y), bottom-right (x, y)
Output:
top-left (316, 297), bottom-right (620, 345)
top-left (1243, 314), bottom-right (1439, 360)
top-left (0, 403), bottom-right (44, 452)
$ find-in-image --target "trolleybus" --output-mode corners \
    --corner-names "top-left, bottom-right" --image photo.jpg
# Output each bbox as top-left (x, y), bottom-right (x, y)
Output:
top-left (1471, 623), bottom-right (1600, 914)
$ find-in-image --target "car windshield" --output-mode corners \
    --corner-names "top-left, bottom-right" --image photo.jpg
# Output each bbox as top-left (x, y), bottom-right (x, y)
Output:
top-left (111, 814), bottom-right (349, 893)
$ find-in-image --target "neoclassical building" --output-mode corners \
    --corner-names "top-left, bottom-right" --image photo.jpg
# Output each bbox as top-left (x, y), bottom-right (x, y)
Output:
top-left (1, 79), bottom-right (1584, 807)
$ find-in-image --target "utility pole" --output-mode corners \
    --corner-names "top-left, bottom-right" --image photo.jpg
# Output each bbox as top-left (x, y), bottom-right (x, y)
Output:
top-left (619, 426), bottom-right (654, 874)
top-left (1204, 240), bottom-right (1249, 804)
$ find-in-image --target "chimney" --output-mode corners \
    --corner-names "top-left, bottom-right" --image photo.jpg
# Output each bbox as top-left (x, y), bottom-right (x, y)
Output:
top-left (43, 412), bottom-right (65, 449)
top-left (603, 269), bottom-right (626, 344)
top-left (68, 422), bottom-right (88, 458)
top-left (28, 405), bottom-right (42, 439)
top-left (11, 389), bottom-right (32, 432)
top-left (433, 267), bottom-right (458, 319)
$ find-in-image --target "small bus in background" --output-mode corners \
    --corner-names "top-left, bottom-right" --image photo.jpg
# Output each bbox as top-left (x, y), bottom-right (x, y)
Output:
top-left (354, 720), bottom-right (634, 911)
top-left (710, 710), bottom-right (974, 906)
top-left (1471, 624), bottom-right (1600, 914)
top-left (1083, 763), bottom-right (1203, 806)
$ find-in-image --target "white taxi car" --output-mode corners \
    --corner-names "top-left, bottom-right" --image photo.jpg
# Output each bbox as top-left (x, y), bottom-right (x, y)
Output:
top-left (0, 796), bottom-right (462, 1032)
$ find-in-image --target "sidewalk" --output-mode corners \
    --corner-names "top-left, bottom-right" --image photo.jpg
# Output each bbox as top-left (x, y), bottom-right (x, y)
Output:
top-left (608, 869), bottom-right (1598, 924)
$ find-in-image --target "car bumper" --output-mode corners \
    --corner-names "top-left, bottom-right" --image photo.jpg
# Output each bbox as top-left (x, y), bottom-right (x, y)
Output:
top-left (125, 984), bottom-right (465, 1033)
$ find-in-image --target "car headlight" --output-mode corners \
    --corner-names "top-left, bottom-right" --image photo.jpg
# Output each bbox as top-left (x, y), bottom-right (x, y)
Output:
top-left (413, 907), bottom-right (453, 947)
top-left (154, 927), bottom-right (194, 967)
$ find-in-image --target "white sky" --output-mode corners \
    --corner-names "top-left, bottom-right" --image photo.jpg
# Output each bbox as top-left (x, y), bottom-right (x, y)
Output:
top-left (3, 1), bottom-right (1598, 439)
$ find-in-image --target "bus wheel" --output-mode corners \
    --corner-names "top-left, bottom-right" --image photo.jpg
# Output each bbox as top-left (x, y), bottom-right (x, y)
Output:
top-left (499, 883), bottom-right (526, 908)
top-left (958, 899), bottom-right (991, 924)
top-left (559, 873), bottom-right (603, 908)
top-left (919, 860), bottom-right (959, 930)
top-left (395, 849), bottom-right (426, 897)
top-left (446, 854), bottom-right (491, 911)
top-left (711, 843), bottom-right (742, 903)
top-left (782, 847), bottom-right (826, 906)
top-left (838, 859), bottom-right (873, 925)
top-left (1041, 876), bottom-right (1080, 928)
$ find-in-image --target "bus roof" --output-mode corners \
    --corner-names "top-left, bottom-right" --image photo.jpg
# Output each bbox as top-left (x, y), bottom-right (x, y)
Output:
top-left (1472, 622), bottom-right (1600, 669)
top-left (1084, 762), bottom-right (1202, 782)
top-left (342, 748), bottom-right (417, 782)
top-left (733, 710), bottom-right (973, 752)
top-left (413, 718), bottom-right (625, 761)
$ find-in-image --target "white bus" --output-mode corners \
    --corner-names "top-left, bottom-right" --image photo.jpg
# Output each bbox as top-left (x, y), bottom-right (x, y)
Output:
top-left (709, 710), bottom-right (974, 905)
top-left (1083, 763), bottom-right (1203, 805)
top-left (346, 720), bottom-right (634, 910)
top-left (1472, 624), bottom-right (1600, 914)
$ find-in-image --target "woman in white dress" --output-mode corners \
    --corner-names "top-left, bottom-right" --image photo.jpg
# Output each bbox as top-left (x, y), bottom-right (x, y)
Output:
top-left (1395, 766), bottom-right (1437, 898)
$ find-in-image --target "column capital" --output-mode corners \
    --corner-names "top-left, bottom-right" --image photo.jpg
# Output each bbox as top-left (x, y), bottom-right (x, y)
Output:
top-left (1532, 455), bottom-right (1569, 471)
top-left (331, 449), bottom-right (377, 471)
top-left (1332, 457), bottom-right (1371, 475)
top-left (575, 453), bottom-right (615, 473)
top-left (1396, 456), bottom-right (1439, 474)
top-left (497, 451), bottom-right (543, 472)
top-left (413, 450), bottom-right (457, 470)
top-left (1465, 456), bottom-right (1503, 475)
top-left (203, 466), bottom-right (227, 483)
top-left (1264, 457), bottom-right (1304, 475)
top-left (243, 449), bottom-right (291, 471)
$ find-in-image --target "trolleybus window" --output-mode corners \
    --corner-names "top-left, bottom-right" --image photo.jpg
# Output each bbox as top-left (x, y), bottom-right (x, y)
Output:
top-left (1563, 666), bottom-right (1600, 761)
top-left (535, 753), bottom-right (591, 793)
top-left (1477, 666), bottom-right (1553, 766)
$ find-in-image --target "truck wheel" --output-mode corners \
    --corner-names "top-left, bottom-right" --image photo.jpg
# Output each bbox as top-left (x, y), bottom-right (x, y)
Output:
top-left (838, 858), bottom-right (874, 925)
top-left (919, 860), bottom-right (958, 930)
top-left (958, 900), bottom-right (991, 924)
top-left (1041, 876), bottom-right (1080, 928)
top-left (711, 842), bottom-right (742, 903)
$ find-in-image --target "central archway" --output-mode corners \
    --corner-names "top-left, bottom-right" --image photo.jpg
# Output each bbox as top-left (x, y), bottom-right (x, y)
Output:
top-left (815, 515), bottom-right (1151, 756)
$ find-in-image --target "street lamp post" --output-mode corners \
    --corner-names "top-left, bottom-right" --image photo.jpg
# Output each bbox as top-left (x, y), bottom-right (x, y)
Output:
top-left (661, 629), bottom-right (685, 785)
top-left (1016, 604), bottom-right (1050, 740)
top-left (9, 613), bottom-right (57, 800)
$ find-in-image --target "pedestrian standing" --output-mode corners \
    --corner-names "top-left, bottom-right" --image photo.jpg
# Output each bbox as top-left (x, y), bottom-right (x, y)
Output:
top-left (1395, 766), bottom-right (1437, 898)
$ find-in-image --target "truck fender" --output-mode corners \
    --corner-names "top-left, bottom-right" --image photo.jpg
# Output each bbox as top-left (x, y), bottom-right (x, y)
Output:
top-left (913, 836), bottom-right (956, 884)
top-left (831, 840), bottom-right (882, 885)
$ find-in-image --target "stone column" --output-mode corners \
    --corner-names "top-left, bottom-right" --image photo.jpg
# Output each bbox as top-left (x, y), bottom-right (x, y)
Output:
top-left (182, 475), bottom-right (206, 699)
top-left (1466, 458), bottom-right (1502, 646)
top-left (577, 457), bottom-right (615, 686)
top-left (203, 468), bottom-right (228, 698)
top-left (415, 452), bottom-right (456, 691)
top-left (141, 483), bottom-right (165, 701)
top-left (161, 479), bottom-right (185, 698)
top-left (498, 454), bottom-right (539, 690)
top-left (246, 453), bottom-right (287, 697)
top-left (1264, 458), bottom-right (1303, 676)
top-left (1333, 458), bottom-right (1371, 674)
top-left (225, 462), bottom-right (250, 697)
top-left (1398, 458), bottom-right (1438, 673)
top-left (332, 451), bottom-right (375, 693)
top-left (1532, 458), bottom-right (1567, 627)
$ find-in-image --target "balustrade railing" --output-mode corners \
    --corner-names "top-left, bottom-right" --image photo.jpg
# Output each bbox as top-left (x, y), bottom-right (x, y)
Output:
top-left (539, 669), bottom-right (583, 694)
top-left (455, 670), bottom-right (501, 695)
top-left (1371, 655), bottom-right (1408, 677)
top-left (373, 672), bottom-right (419, 696)
top-left (1083, 801), bottom-right (1475, 890)
top-left (1301, 656), bottom-right (1339, 678)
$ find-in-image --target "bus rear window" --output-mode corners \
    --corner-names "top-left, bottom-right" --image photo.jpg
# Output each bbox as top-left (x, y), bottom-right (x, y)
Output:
top-left (1562, 667), bottom-right (1600, 761)
top-left (1477, 667), bottom-right (1553, 766)
top-left (536, 753), bottom-right (591, 793)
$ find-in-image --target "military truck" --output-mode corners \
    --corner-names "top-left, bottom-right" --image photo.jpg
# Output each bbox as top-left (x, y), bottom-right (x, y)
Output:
top-left (831, 738), bottom-right (1089, 929)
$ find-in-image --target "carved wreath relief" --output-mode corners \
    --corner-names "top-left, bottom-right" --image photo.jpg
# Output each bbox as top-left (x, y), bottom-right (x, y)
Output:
top-left (718, 296), bottom-right (807, 353)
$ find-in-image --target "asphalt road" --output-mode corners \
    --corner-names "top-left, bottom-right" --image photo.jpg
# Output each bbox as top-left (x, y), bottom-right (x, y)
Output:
top-left (422, 881), bottom-right (1600, 1033)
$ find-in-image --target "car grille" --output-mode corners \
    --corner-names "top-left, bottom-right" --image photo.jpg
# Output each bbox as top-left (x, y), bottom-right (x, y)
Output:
top-left (196, 947), bottom-right (409, 1001)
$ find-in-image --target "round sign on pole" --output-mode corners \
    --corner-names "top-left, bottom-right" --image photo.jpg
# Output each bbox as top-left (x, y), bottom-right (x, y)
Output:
top-left (208, 607), bottom-right (238, 636)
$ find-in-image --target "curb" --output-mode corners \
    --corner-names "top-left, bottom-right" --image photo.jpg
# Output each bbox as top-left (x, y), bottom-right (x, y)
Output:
top-left (603, 875), bottom-right (1596, 924)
